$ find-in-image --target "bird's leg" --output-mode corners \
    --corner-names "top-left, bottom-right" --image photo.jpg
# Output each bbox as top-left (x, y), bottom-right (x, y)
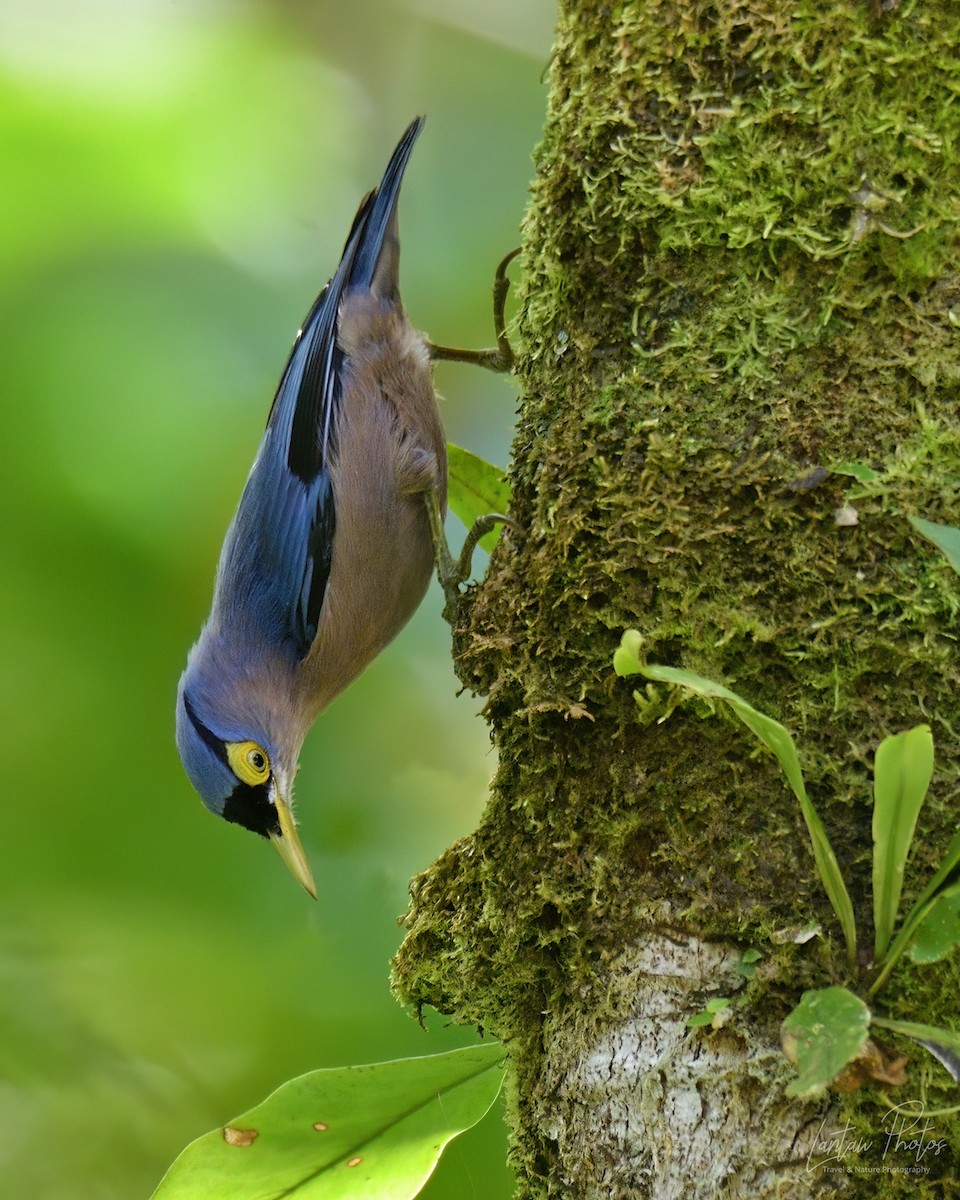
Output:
top-left (427, 247), bottom-right (520, 373)
top-left (424, 489), bottom-right (516, 624)
top-left (424, 247), bottom-right (521, 621)
top-left (453, 511), bottom-right (516, 585)
top-left (425, 487), bottom-right (458, 612)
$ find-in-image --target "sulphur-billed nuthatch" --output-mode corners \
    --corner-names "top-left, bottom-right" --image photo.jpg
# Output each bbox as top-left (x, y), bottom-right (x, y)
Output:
top-left (175, 116), bottom-right (514, 896)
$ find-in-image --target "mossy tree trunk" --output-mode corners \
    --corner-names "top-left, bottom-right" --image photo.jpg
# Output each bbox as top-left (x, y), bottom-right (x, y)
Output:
top-left (395, 3), bottom-right (960, 1196)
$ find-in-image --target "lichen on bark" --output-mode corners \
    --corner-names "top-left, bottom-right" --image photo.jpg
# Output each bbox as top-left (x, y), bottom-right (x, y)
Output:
top-left (394, 2), bottom-right (960, 1196)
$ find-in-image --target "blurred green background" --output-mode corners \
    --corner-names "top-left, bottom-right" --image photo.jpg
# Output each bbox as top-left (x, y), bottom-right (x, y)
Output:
top-left (1, 1), bottom-right (551, 1195)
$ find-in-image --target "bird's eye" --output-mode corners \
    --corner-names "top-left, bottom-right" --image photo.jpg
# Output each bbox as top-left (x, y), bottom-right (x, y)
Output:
top-left (226, 740), bottom-right (271, 785)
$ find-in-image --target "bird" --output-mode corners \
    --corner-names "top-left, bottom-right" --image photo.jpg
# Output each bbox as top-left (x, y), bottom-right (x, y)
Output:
top-left (175, 116), bottom-right (450, 898)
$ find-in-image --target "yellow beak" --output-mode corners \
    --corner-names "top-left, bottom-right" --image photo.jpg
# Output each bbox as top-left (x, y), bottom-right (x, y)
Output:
top-left (269, 795), bottom-right (317, 899)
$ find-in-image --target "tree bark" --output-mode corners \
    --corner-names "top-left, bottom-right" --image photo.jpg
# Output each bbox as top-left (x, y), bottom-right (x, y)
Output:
top-left (395, 3), bottom-right (960, 1196)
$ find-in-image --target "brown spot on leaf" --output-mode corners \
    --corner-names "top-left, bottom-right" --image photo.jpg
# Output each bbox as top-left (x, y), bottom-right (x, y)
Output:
top-left (347, 1156), bottom-right (363, 1167)
top-left (835, 1039), bottom-right (909, 1092)
top-left (223, 1126), bottom-right (259, 1147)
top-left (313, 1122), bottom-right (328, 1132)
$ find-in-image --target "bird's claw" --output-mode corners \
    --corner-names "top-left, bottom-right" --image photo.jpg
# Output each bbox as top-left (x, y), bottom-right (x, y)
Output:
top-left (427, 247), bottom-right (520, 373)
top-left (425, 491), bottom-right (516, 625)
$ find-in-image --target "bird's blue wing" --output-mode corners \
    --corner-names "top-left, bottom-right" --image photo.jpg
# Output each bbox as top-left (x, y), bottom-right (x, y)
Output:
top-left (218, 118), bottom-right (425, 661)
top-left (223, 276), bottom-right (343, 660)
top-left (260, 279), bottom-right (343, 655)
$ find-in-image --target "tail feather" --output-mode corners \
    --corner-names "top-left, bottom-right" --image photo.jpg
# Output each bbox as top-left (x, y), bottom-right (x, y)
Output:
top-left (342, 114), bottom-right (424, 300)
top-left (264, 116), bottom-right (425, 483)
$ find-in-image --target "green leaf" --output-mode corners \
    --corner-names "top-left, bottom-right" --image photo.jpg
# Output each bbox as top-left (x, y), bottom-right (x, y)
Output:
top-left (687, 998), bottom-right (732, 1028)
top-left (908, 516), bottom-right (960, 575)
top-left (612, 629), bottom-right (645, 677)
top-left (907, 885), bottom-right (960, 964)
top-left (872, 725), bottom-right (934, 960)
top-left (869, 830), bottom-right (960, 995)
top-left (910, 828), bottom-right (960, 912)
top-left (736, 948), bottom-right (763, 979)
top-left (831, 461), bottom-right (880, 483)
top-left (871, 1018), bottom-right (960, 1083)
top-left (614, 635), bottom-right (857, 965)
top-left (781, 987), bottom-right (871, 1098)
top-left (446, 444), bottom-right (511, 552)
top-left (152, 1044), bottom-right (505, 1200)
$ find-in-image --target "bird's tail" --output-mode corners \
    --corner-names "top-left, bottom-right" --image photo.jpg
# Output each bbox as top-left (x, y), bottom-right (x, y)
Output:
top-left (263, 116), bottom-right (425, 462)
top-left (340, 115), bottom-right (424, 302)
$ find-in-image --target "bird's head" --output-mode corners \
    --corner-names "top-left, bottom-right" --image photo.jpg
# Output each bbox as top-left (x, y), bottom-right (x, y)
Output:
top-left (175, 669), bottom-right (316, 898)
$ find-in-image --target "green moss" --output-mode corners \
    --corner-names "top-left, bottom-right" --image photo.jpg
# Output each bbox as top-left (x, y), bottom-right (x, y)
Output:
top-left (394, 1), bottom-right (960, 1194)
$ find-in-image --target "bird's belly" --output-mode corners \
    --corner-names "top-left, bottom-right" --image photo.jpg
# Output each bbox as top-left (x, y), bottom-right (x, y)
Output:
top-left (296, 381), bottom-right (442, 715)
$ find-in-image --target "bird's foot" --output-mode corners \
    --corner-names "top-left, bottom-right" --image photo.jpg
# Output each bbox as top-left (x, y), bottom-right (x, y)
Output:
top-left (427, 247), bottom-right (520, 373)
top-left (424, 490), bottom-right (516, 625)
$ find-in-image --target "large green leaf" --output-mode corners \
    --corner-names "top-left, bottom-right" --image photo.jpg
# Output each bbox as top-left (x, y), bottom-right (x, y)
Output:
top-left (152, 1044), bottom-right (505, 1200)
top-left (781, 987), bottom-right (871, 1098)
top-left (908, 516), bottom-right (960, 575)
top-left (614, 634), bottom-right (857, 965)
top-left (446, 444), bottom-right (511, 552)
top-left (872, 725), bottom-right (934, 960)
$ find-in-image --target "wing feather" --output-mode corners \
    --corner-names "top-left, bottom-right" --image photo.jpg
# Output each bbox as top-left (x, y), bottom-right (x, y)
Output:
top-left (216, 118), bottom-right (425, 660)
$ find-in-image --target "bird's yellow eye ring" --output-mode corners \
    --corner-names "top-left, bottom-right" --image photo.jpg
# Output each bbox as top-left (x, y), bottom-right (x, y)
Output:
top-left (226, 741), bottom-right (271, 786)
